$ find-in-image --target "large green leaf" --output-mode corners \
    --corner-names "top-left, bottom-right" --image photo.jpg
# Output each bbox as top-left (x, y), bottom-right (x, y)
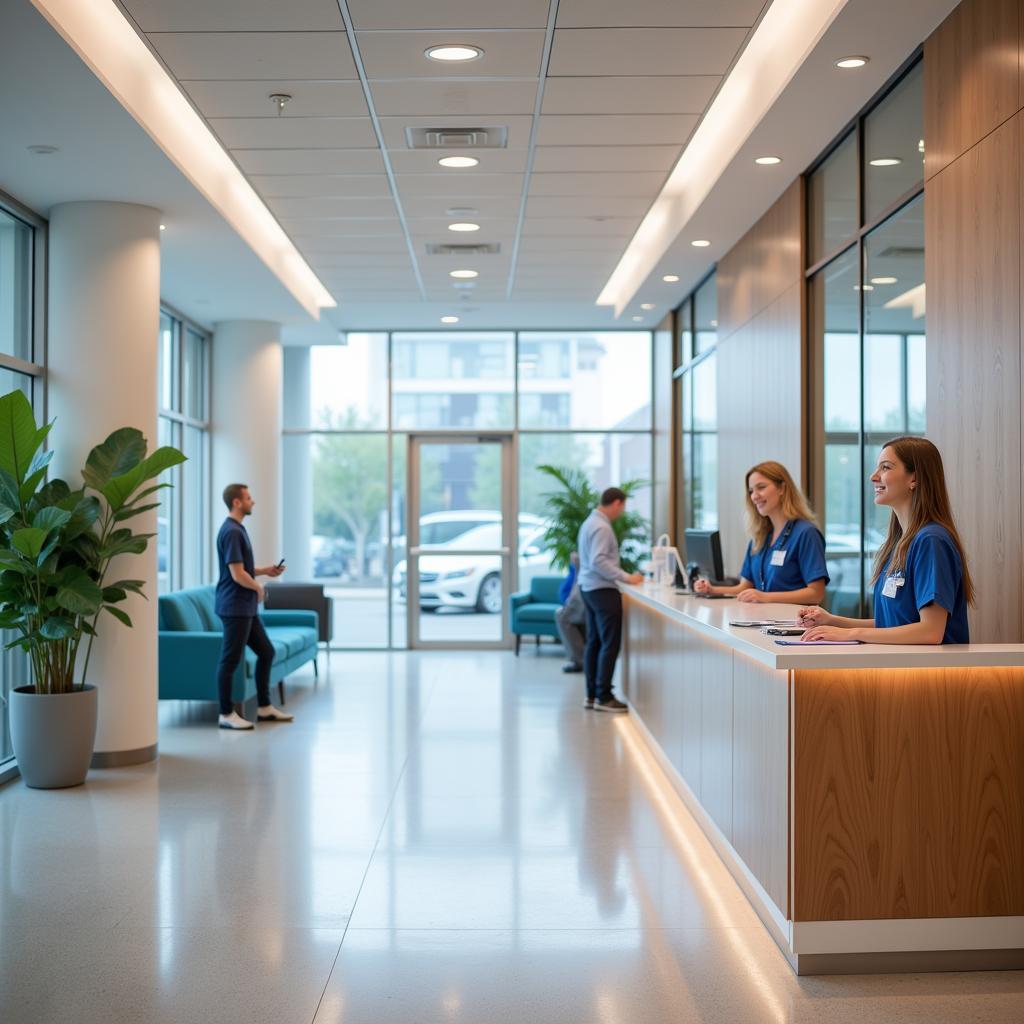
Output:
top-left (11, 527), bottom-right (47, 560)
top-left (55, 567), bottom-right (103, 616)
top-left (107, 578), bottom-right (147, 597)
top-left (32, 506), bottom-right (72, 534)
top-left (0, 467), bottom-right (21, 516)
top-left (39, 616), bottom-right (76, 640)
top-left (19, 465), bottom-right (49, 503)
top-left (102, 446), bottom-right (185, 511)
top-left (100, 528), bottom-right (153, 560)
top-left (0, 390), bottom-right (44, 486)
top-left (82, 427), bottom-right (147, 491)
top-left (63, 496), bottom-right (101, 540)
top-left (37, 478), bottom-right (72, 507)
top-left (113, 502), bottom-right (161, 522)
top-left (104, 605), bottom-right (132, 628)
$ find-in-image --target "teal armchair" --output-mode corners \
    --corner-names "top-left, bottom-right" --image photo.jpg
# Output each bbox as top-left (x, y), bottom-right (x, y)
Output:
top-left (509, 575), bottom-right (564, 655)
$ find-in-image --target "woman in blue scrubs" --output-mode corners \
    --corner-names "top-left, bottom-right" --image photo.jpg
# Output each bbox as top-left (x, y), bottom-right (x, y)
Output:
top-left (694, 460), bottom-right (828, 604)
top-left (800, 436), bottom-right (974, 644)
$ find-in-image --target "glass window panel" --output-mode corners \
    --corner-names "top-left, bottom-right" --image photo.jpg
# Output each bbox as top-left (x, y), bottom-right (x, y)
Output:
top-left (864, 62), bottom-right (924, 222)
top-left (691, 432), bottom-right (717, 531)
top-left (677, 297), bottom-right (693, 367)
top-left (158, 311), bottom-right (177, 413)
top-left (392, 333), bottom-right (514, 429)
top-left (517, 332), bottom-right (652, 430)
top-left (0, 208), bottom-right (32, 361)
top-left (390, 434), bottom-right (407, 649)
top-left (693, 275), bottom-right (717, 354)
top-left (808, 131), bottom-right (858, 264)
top-left (157, 417), bottom-right (178, 593)
top-left (180, 425), bottom-right (207, 588)
top-left (182, 328), bottom-right (207, 422)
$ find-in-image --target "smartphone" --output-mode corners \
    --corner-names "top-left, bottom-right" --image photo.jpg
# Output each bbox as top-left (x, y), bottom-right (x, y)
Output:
top-left (275, 558), bottom-right (286, 568)
top-left (764, 626), bottom-right (805, 636)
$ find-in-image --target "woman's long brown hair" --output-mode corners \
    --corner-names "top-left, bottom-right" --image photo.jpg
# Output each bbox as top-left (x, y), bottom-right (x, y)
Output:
top-left (869, 436), bottom-right (975, 606)
top-left (744, 461), bottom-right (818, 553)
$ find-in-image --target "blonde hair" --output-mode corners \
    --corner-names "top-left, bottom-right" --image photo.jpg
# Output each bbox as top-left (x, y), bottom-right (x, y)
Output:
top-left (869, 436), bottom-right (975, 606)
top-left (744, 461), bottom-right (818, 553)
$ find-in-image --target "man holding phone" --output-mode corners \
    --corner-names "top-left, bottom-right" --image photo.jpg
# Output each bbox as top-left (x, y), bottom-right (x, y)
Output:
top-left (214, 483), bottom-right (292, 730)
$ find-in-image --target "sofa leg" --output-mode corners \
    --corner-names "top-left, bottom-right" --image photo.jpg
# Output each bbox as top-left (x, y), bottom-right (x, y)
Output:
top-left (535, 634), bottom-right (540, 649)
top-left (278, 681), bottom-right (285, 705)
top-left (312, 657), bottom-right (319, 678)
top-left (515, 634), bottom-right (521, 656)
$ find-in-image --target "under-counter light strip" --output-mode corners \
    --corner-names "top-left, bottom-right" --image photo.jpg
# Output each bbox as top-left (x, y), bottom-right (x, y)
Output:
top-left (597, 0), bottom-right (849, 316)
top-left (31, 0), bottom-right (335, 319)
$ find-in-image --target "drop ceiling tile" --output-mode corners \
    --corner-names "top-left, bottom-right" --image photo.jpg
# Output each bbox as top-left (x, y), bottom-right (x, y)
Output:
top-left (369, 79), bottom-right (537, 117)
top-left (357, 31), bottom-right (545, 79)
top-left (519, 234), bottom-right (627, 252)
top-left (348, 0), bottom-right (550, 29)
top-left (536, 113), bottom-right (697, 146)
top-left (388, 149), bottom-right (529, 173)
top-left (268, 196), bottom-right (397, 218)
top-left (396, 173), bottom-right (523, 197)
top-left (311, 253), bottom-right (415, 268)
top-left (283, 218), bottom-right (402, 237)
top-left (406, 217), bottom-right (519, 237)
top-left (533, 145), bottom-right (679, 172)
top-left (232, 149), bottom-right (386, 174)
top-left (210, 117), bottom-right (377, 148)
top-left (522, 217), bottom-right (636, 237)
top-left (556, 0), bottom-right (766, 28)
top-left (379, 115), bottom-right (535, 150)
top-left (298, 237), bottom-right (410, 254)
top-left (549, 28), bottom-right (748, 77)
top-left (252, 174), bottom-right (391, 198)
top-left (400, 195), bottom-right (522, 219)
top-left (514, 249), bottom-right (620, 265)
top-left (526, 195), bottom-right (650, 217)
top-left (322, 272), bottom-right (421, 288)
top-left (529, 171), bottom-right (663, 196)
top-left (182, 80), bottom-right (368, 118)
top-left (147, 32), bottom-right (355, 81)
top-left (124, 0), bottom-right (345, 31)
top-left (542, 75), bottom-right (719, 114)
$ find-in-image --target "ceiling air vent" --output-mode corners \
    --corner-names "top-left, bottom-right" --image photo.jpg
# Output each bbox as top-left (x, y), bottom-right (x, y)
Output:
top-left (405, 126), bottom-right (508, 149)
top-left (426, 243), bottom-right (501, 256)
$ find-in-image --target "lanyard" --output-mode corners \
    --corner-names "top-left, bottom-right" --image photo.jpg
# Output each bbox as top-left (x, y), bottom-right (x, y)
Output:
top-left (758, 520), bottom-right (795, 592)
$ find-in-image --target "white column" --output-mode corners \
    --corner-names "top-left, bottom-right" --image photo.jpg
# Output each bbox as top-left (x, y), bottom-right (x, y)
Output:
top-left (211, 321), bottom-right (282, 565)
top-left (282, 346), bottom-right (313, 580)
top-left (47, 201), bottom-right (161, 766)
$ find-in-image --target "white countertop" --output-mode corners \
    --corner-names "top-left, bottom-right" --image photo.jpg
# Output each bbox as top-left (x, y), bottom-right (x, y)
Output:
top-left (623, 584), bottom-right (1024, 671)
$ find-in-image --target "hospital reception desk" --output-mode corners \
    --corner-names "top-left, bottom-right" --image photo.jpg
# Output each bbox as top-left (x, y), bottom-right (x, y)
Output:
top-left (621, 584), bottom-right (1024, 975)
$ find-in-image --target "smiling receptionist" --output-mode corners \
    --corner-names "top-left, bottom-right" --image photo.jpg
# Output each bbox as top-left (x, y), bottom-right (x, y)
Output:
top-left (799, 436), bottom-right (974, 644)
top-left (693, 461), bottom-right (828, 605)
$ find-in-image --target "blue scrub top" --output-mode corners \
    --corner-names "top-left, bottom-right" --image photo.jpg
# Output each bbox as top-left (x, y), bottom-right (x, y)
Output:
top-left (872, 523), bottom-right (969, 644)
top-left (739, 519), bottom-right (829, 594)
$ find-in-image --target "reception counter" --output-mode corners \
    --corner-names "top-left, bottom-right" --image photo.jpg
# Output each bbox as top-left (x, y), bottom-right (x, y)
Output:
top-left (621, 584), bottom-right (1024, 975)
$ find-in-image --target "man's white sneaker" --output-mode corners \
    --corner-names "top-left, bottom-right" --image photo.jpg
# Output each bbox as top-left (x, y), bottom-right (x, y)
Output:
top-left (218, 711), bottom-right (254, 730)
top-left (257, 704), bottom-right (294, 722)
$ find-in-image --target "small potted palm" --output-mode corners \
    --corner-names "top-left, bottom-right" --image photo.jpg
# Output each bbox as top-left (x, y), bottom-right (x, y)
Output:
top-left (0, 389), bottom-right (184, 788)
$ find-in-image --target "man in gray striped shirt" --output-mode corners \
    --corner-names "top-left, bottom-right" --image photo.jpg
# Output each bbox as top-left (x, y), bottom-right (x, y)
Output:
top-left (577, 487), bottom-right (644, 712)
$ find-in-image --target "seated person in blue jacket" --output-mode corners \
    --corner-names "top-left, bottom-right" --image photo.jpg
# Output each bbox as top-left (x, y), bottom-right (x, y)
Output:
top-left (799, 436), bottom-right (974, 644)
top-left (694, 461), bottom-right (828, 605)
top-left (556, 552), bottom-right (586, 674)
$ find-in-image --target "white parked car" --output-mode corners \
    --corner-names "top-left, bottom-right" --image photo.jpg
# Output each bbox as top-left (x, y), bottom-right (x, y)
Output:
top-left (393, 518), bottom-right (552, 613)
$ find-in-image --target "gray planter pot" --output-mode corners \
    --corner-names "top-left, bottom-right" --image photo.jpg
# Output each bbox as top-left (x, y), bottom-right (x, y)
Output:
top-left (10, 685), bottom-right (98, 789)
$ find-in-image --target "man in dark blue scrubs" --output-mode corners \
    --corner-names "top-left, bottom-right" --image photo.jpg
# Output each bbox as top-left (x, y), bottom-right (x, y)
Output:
top-left (215, 483), bottom-right (291, 730)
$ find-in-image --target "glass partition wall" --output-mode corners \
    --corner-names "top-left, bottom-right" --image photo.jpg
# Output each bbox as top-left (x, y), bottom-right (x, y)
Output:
top-left (283, 331), bottom-right (654, 649)
top-left (807, 58), bottom-right (925, 616)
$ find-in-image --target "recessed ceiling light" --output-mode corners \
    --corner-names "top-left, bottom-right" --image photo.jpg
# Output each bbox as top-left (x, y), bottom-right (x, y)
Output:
top-left (835, 56), bottom-right (869, 68)
top-left (450, 269), bottom-right (478, 279)
top-left (631, 316), bottom-right (644, 322)
top-left (662, 274), bottom-right (680, 283)
top-left (27, 144), bottom-right (59, 155)
top-left (159, 224), bottom-right (166, 231)
top-left (448, 222), bottom-right (480, 232)
top-left (690, 239), bottom-right (711, 248)
top-left (438, 156), bottom-right (479, 169)
top-left (754, 156), bottom-right (782, 165)
top-left (440, 316), bottom-right (460, 324)
top-left (640, 303), bottom-right (654, 310)
top-left (870, 276), bottom-right (898, 285)
top-left (869, 157), bottom-right (902, 167)
top-left (425, 44), bottom-right (483, 63)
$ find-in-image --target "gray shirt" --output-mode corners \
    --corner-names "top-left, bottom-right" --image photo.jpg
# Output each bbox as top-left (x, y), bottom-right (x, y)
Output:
top-left (577, 508), bottom-right (629, 592)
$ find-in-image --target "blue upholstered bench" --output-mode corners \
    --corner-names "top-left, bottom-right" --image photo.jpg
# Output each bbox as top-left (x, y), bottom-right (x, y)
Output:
top-left (509, 575), bottom-right (563, 655)
top-left (158, 585), bottom-right (319, 708)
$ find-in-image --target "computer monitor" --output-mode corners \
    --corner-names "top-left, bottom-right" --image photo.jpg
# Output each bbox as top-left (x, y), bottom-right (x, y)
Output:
top-left (684, 529), bottom-right (725, 585)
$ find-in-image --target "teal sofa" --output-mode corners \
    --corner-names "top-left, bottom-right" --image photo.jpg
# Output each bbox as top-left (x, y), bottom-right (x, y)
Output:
top-left (158, 585), bottom-right (319, 708)
top-left (509, 575), bottom-right (563, 655)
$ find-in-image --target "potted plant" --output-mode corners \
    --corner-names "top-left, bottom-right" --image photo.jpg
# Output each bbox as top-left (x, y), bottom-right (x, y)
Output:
top-left (537, 464), bottom-right (649, 573)
top-left (0, 389), bottom-right (185, 788)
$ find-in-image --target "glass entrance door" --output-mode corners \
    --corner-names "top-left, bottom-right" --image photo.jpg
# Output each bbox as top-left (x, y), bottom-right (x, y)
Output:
top-left (406, 435), bottom-right (515, 648)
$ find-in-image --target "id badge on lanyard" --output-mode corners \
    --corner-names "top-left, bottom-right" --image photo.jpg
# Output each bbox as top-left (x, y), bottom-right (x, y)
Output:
top-left (882, 572), bottom-right (905, 599)
top-left (760, 521), bottom-right (794, 590)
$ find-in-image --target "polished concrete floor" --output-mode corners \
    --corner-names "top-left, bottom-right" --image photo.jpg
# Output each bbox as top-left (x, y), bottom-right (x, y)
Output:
top-left (1, 651), bottom-right (1022, 1023)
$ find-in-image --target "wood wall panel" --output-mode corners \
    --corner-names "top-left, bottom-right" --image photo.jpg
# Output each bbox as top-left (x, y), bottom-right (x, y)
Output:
top-left (793, 666), bottom-right (1024, 922)
top-left (699, 642), bottom-right (733, 841)
top-left (731, 653), bottom-right (790, 917)
top-left (716, 283), bottom-right (804, 571)
top-left (925, 112), bottom-right (1023, 642)
top-left (717, 181), bottom-right (803, 342)
top-left (924, 0), bottom-right (1022, 180)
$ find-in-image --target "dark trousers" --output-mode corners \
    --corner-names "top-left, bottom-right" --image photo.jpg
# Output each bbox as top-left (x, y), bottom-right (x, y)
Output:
top-left (217, 615), bottom-right (274, 715)
top-left (580, 588), bottom-right (623, 703)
